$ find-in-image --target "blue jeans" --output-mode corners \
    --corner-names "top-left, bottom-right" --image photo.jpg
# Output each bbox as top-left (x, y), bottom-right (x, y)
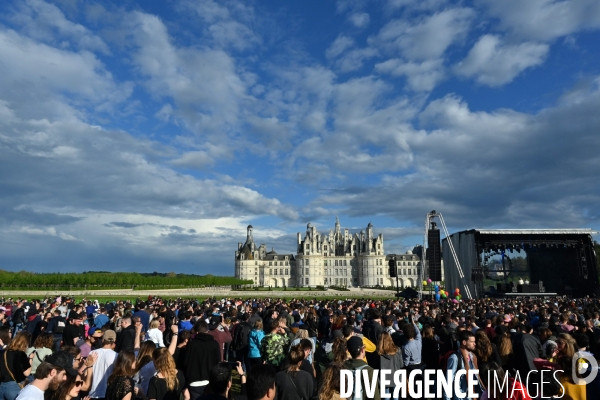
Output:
top-left (0, 381), bottom-right (22, 400)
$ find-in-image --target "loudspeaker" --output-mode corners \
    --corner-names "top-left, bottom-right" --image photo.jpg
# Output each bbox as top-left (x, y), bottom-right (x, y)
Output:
top-left (388, 259), bottom-right (397, 278)
top-left (427, 228), bottom-right (442, 281)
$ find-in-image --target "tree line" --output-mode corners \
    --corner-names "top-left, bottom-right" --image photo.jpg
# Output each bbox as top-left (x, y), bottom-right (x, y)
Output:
top-left (0, 270), bottom-right (253, 289)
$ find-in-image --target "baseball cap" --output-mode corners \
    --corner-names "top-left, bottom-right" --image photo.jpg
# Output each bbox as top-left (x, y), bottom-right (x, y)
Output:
top-left (103, 330), bottom-right (117, 342)
top-left (45, 351), bottom-right (79, 377)
top-left (347, 336), bottom-right (364, 354)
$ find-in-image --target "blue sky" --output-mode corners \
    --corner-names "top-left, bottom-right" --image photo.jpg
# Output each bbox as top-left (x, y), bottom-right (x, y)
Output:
top-left (1, 0), bottom-right (600, 274)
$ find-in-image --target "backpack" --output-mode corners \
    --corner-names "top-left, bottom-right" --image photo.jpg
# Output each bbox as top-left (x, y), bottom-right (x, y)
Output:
top-left (438, 349), bottom-right (463, 371)
top-left (350, 364), bottom-right (369, 400)
top-left (54, 319), bottom-right (66, 334)
top-left (233, 322), bottom-right (251, 351)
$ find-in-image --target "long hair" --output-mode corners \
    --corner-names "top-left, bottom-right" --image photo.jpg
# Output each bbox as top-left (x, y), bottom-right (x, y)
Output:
top-left (331, 338), bottom-right (348, 364)
top-left (498, 332), bottom-right (512, 365)
top-left (377, 332), bottom-right (398, 356)
top-left (153, 348), bottom-right (179, 391)
top-left (51, 373), bottom-right (81, 400)
top-left (108, 351), bottom-right (136, 386)
top-left (7, 331), bottom-right (31, 352)
top-left (318, 362), bottom-right (343, 400)
top-left (422, 325), bottom-right (434, 340)
top-left (557, 333), bottom-right (576, 358)
top-left (474, 330), bottom-right (493, 362)
top-left (135, 341), bottom-right (156, 373)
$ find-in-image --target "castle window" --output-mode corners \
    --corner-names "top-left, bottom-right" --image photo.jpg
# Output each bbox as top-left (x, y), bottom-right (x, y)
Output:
top-left (324, 260), bottom-right (328, 266)
top-left (269, 262), bottom-right (272, 266)
top-left (285, 261), bottom-right (288, 266)
top-left (285, 269), bottom-right (288, 275)
top-left (306, 244), bottom-right (310, 250)
top-left (255, 270), bottom-right (257, 275)
top-left (305, 268), bottom-right (309, 275)
top-left (280, 269), bottom-right (283, 275)
top-left (343, 260), bottom-right (347, 266)
top-left (274, 269), bottom-right (278, 275)
top-left (378, 244), bottom-right (380, 249)
top-left (324, 245), bottom-right (327, 251)
top-left (306, 259), bottom-right (310, 265)
top-left (305, 278), bottom-right (309, 285)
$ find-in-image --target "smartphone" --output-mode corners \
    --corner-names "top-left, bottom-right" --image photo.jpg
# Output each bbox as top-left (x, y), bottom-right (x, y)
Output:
top-left (227, 362), bottom-right (238, 370)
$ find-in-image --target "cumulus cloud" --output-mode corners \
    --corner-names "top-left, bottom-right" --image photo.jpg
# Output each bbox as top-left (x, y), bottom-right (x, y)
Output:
top-left (348, 12), bottom-right (370, 28)
top-left (477, 0), bottom-right (600, 42)
top-left (454, 35), bottom-right (549, 86)
top-left (376, 58), bottom-right (445, 91)
top-left (371, 7), bottom-right (474, 61)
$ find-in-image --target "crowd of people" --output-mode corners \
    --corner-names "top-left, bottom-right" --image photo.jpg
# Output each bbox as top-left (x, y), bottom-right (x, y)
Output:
top-left (1, 294), bottom-right (600, 400)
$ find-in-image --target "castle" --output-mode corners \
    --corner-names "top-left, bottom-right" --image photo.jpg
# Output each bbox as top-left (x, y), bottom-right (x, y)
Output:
top-left (234, 218), bottom-right (423, 288)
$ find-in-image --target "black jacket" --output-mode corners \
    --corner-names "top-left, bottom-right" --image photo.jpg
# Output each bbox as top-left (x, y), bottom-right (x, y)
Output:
top-left (184, 332), bottom-right (221, 384)
top-left (513, 332), bottom-right (542, 377)
top-left (116, 325), bottom-right (136, 352)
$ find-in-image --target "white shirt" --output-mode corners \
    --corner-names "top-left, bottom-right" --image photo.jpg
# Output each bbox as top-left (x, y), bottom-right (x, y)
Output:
top-left (89, 348), bottom-right (118, 398)
top-left (16, 384), bottom-right (44, 400)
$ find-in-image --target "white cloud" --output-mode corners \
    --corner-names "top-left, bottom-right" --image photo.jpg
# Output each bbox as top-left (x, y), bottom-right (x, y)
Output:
top-left (477, 0), bottom-right (600, 42)
top-left (326, 35), bottom-right (355, 60)
top-left (454, 35), bottom-right (549, 86)
top-left (335, 47), bottom-right (380, 73)
top-left (376, 58), bottom-right (445, 91)
top-left (349, 12), bottom-right (370, 28)
top-left (9, 0), bottom-right (110, 54)
top-left (371, 7), bottom-right (474, 61)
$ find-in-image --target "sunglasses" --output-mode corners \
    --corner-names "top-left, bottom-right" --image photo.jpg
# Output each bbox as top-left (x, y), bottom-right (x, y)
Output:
top-left (75, 381), bottom-right (84, 387)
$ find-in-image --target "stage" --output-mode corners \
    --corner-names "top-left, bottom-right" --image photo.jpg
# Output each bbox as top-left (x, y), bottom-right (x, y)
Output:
top-left (442, 229), bottom-right (599, 298)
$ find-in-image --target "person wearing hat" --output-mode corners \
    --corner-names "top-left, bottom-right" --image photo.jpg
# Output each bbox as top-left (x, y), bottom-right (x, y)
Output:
top-left (343, 336), bottom-right (381, 400)
top-left (16, 351), bottom-right (78, 400)
top-left (88, 330), bottom-right (118, 400)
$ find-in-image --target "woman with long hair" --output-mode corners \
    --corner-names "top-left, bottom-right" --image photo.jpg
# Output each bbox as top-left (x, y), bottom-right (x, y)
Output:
top-left (106, 351), bottom-right (142, 400)
top-left (378, 332), bottom-right (403, 400)
top-left (247, 320), bottom-right (265, 368)
top-left (147, 348), bottom-right (189, 400)
top-left (497, 332), bottom-right (515, 375)
top-left (135, 341), bottom-right (157, 396)
top-left (474, 330), bottom-right (502, 372)
top-left (0, 331), bottom-right (32, 400)
top-left (274, 345), bottom-right (314, 400)
top-left (51, 373), bottom-right (86, 400)
top-left (331, 338), bottom-right (348, 365)
top-left (318, 362), bottom-right (345, 400)
top-left (421, 325), bottom-right (440, 370)
top-left (556, 334), bottom-right (576, 358)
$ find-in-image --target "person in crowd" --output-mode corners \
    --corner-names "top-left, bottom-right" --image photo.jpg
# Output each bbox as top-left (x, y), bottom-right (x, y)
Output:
top-left (401, 316), bottom-right (422, 367)
top-left (206, 316), bottom-right (232, 362)
top-left (443, 330), bottom-right (482, 400)
top-left (556, 333), bottom-right (576, 358)
top-left (88, 330), bottom-right (118, 400)
top-left (146, 320), bottom-right (164, 348)
top-left (343, 336), bottom-right (380, 400)
top-left (183, 320), bottom-right (221, 399)
top-left (474, 330), bottom-right (502, 372)
top-left (378, 332), bottom-right (402, 400)
top-left (62, 314), bottom-right (84, 348)
top-left (16, 351), bottom-right (78, 400)
top-left (105, 351), bottom-right (140, 400)
top-left (512, 323), bottom-right (543, 378)
top-left (197, 362), bottom-right (245, 400)
top-left (479, 362), bottom-right (530, 400)
top-left (274, 345), bottom-right (313, 400)
top-left (317, 363), bottom-right (344, 400)
top-left (25, 332), bottom-right (54, 383)
top-left (260, 321), bottom-right (289, 371)
top-left (421, 325), bottom-right (440, 369)
top-left (0, 331), bottom-right (32, 400)
top-left (94, 308), bottom-right (110, 330)
top-left (147, 348), bottom-right (189, 400)
top-left (246, 364), bottom-right (276, 400)
top-left (248, 320), bottom-right (265, 369)
top-left (134, 341), bottom-right (157, 396)
top-left (115, 317), bottom-right (136, 353)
